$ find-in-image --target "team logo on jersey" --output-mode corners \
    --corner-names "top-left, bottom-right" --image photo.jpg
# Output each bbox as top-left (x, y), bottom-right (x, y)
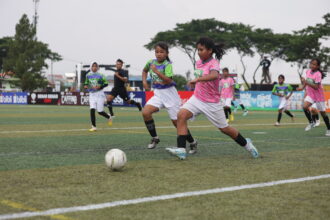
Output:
top-left (194, 69), bottom-right (203, 78)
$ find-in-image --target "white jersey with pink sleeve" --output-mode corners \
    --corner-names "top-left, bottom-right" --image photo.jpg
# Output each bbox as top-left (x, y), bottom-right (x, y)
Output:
top-left (305, 69), bottom-right (325, 102)
top-left (193, 58), bottom-right (220, 103)
top-left (219, 77), bottom-right (234, 99)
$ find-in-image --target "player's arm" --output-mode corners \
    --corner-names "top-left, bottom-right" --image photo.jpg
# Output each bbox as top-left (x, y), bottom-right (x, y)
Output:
top-left (286, 85), bottom-right (293, 99)
top-left (301, 77), bottom-right (319, 89)
top-left (83, 75), bottom-right (89, 90)
top-left (272, 86), bottom-right (281, 97)
top-left (142, 68), bottom-right (150, 91)
top-left (150, 64), bottom-right (173, 84)
top-left (99, 75), bottom-right (108, 90)
top-left (115, 71), bottom-right (128, 83)
top-left (188, 70), bottom-right (218, 87)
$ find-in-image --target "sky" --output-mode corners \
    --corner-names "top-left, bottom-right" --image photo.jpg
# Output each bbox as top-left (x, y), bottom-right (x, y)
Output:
top-left (1, 0), bottom-right (330, 84)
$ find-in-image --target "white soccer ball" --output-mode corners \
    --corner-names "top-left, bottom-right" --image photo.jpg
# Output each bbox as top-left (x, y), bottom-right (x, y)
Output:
top-left (105, 149), bottom-right (127, 171)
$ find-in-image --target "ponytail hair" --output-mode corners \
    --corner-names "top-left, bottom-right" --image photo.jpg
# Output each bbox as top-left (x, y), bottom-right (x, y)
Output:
top-left (154, 42), bottom-right (171, 62)
top-left (196, 37), bottom-right (225, 60)
top-left (311, 58), bottom-right (327, 79)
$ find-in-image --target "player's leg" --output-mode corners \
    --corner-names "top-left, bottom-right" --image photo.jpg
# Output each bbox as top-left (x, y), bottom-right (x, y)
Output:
top-left (303, 97), bottom-right (314, 131)
top-left (107, 88), bottom-right (118, 116)
top-left (89, 94), bottom-right (97, 131)
top-left (311, 104), bottom-right (320, 126)
top-left (166, 96), bottom-right (200, 159)
top-left (169, 108), bottom-right (197, 154)
top-left (315, 102), bottom-right (330, 136)
top-left (121, 89), bottom-right (142, 111)
top-left (275, 108), bottom-right (283, 126)
top-left (97, 95), bottom-right (112, 126)
top-left (204, 102), bottom-right (258, 158)
top-left (142, 101), bottom-right (161, 149)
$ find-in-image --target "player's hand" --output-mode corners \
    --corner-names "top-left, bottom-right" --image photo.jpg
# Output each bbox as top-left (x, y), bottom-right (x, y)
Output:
top-left (93, 85), bottom-right (101, 90)
top-left (150, 64), bottom-right (157, 72)
top-left (188, 79), bottom-right (198, 88)
top-left (143, 82), bottom-right (150, 91)
top-left (285, 96), bottom-right (289, 100)
top-left (301, 77), bottom-right (306, 84)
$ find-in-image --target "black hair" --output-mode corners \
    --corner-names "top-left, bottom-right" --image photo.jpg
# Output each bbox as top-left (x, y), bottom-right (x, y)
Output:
top-left (154, 42), bottom-right (171, 62)
top-left (196, 37), bottom-right (225, 60)
top-left (116, 59), bottom-right (123, 64)
top-left (311, 58), bottom-right (326, 79)
top-left (222, 67), bottom-right (229, 72)
top-left (278, 74), bottom-right (285, 80)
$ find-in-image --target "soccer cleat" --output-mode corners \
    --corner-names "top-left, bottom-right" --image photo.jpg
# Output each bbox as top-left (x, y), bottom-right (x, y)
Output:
top-left (108, 114), bottom-right (113, 126)
top-left (165, 147), bottom-right (187, 160)
top-left (243, 110), bottom-right (248, 116)
top-left (230, 114), bottom-right (234, 121)
top-left (188, 140), bottom-right (198, 154)
top-left (274, 122), bottom-right (280, 126)
top-left (147, 137), bottom-right (160, 149)
top-left (244, 138), bottom-right (259, 158)
top-left (136, 102), bottom-right (142, 111)
top-left (291, 115), bottom-right (295, 122)
top-left (234, 107), bottom-right (238, 113)
top-left (89, 126), bottom-right (97, 132)
top-left (226, 119), bottom-right (230, 123)
top-left (326, 130), bottom-right (330, 136)
top-left (315, 120), bottom-right (320, 127)
top-left (305, 123), bottom-right (315, 131)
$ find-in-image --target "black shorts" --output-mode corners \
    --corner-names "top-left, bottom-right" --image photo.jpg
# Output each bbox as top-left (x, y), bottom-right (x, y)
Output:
top-left (110, 87), bottom-right (129, 101)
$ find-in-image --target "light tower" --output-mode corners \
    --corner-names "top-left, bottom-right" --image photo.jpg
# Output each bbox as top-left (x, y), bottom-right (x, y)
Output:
top-left (33, 0), bottom-right (40, 32)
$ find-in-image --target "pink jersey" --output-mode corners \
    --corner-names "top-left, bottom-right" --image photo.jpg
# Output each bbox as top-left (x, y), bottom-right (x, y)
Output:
top-left (219, 77), bottom-right (234, 99)
top-left (193, 58), bottom-right (220, 103)
top-left (305, 69), bottom-right (324, 102)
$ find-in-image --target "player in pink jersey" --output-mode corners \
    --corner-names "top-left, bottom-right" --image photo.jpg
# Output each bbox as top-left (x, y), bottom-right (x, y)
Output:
top-left (300, 59), bottom-right (330, 136)
top-left (166, 37), bottom-right (259, 159)
top-left (220, 68), bottom-right (235, 122)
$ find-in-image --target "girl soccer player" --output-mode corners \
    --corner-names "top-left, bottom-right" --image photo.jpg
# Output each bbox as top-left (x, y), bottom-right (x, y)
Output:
top-left (166, 37), bottom-right (259, 160)
top-left (301, 59), bottom-right (330, 136)
top-left (272, 75), bottom-right (294, 126)
top-left (142, 42), bottom-right (197, 150)
top-left (220, 68), bottom-right (235, 122)
top-left (232, 78), bottom-right (248, 116)
top-left (84, 62), bottom-right (112, 131)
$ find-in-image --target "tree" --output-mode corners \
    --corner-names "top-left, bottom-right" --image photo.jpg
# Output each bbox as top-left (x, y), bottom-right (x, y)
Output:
top-left (145, 19), bottom-right (234, 69)
top-left (0, 37), bottom-right (12, 72)
top-left (173, 74), bottom-right (187, 91)
top-left (281, 13), bottom-right (330, 80)
top-left (3, 14), bottom-right (61, 92)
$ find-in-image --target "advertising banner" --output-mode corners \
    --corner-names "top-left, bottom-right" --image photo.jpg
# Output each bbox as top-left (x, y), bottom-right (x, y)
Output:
top-left (105, 91), bottom-right (146, 107)
top-left (60, 92), bottom-right (80, 105)
top-left (28, 92), bottom-right (60, 105)
top-left (324, 92), bottom-right (330, 113)
top-left (0, 92), bottom-right (28, 104)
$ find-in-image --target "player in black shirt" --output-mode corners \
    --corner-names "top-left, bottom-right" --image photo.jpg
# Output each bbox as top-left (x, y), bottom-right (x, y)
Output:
top-left (106, 59), bottom-right (142, 116)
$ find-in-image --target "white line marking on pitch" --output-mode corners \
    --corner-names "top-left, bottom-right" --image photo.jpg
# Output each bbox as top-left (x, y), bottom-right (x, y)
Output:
top-left (0, 122), bottom-right (306, 134)
top-left (0, 174), bottom-right (329, 220)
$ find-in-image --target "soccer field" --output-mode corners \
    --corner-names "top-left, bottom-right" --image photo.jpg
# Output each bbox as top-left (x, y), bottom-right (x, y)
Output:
top-left (0, 105), bottom-right (329, 220)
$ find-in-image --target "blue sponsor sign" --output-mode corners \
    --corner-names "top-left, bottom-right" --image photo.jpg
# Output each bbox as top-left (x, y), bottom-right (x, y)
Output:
top-left (105, 91), bottom-right (146, 107)
top-left (0, 92), bottom-right (28, 104)
top-left (239, 91), bottom-right (304, 110)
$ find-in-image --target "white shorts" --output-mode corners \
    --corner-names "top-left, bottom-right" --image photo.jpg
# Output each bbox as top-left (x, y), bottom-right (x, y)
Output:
top-left (146, 86), bottom-right (181, 120)
top-left (89, 90), bottom-right (106, 112)
top-left (278, 98), bottom-right (288, 110)
top-left (181, 95), bottom-right (228, 129)
top-left (304, 96), bottom-right (326, 111)
top-left (221, 98), bottom-right (232, 107)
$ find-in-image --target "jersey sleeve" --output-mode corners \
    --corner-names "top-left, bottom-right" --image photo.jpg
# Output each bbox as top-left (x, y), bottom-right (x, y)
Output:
top-left (144, 60), bottom-right (152, 72)
top-left (209, 60), bottom-right (220, 72)
top-left (84, 74), bottom-right (89, 86)
top-left (272, 85), bottom-right (277, 93)
top-left (314, 72), bottom-right (322, 84)
top-left (288, 84), bottom-right (293, 92)
top-left (164, 63), bottom-right (173, 77)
